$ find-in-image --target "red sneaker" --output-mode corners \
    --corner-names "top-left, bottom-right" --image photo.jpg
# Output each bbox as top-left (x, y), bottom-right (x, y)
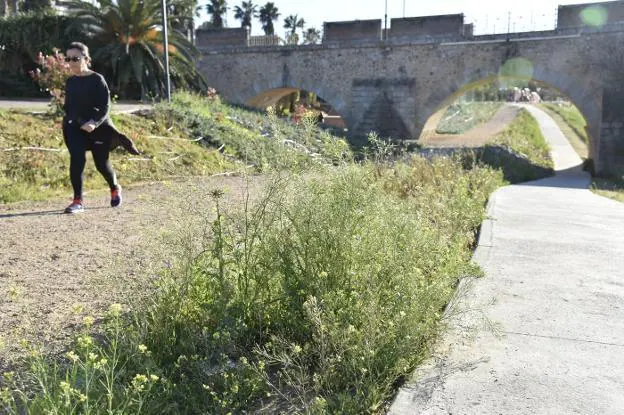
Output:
top-left (111, 186), bottom-right (122, 207)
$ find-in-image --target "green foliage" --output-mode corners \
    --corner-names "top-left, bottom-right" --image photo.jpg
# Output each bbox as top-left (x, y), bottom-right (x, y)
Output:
top-left (65, 0), bottom-right (207, 99)
top-left (463, 108), bottom-right (554, 183)
top-left (233, 0), bottom-right (257, 29)
top-left (206, 0), bottom-right (227, 28)
top-left (0, 12), bottom-right (87, 96)
top-left (303, 27), bottom-right (321, 45)
top-left (2, 157), bottom-right (503, 414)
top-left (1, 305), bottom-right (169, 414)
top-left (258, 1), bottom-right (279, 35)
top-left (283, 14), bottom-right (304, 44)
top-left (592, 176), bottom-right (624, 202)
top-left (151, 91), bottom-right (352, 171)
top-left (0, 106), bottom-right (232, 203)
top-left (28, 49), bottom-right (73, 114)
top-left (6, 150), bottom-right (505, 414)
top-left (541, 102), bottom-right (588, 145)
top-left (20, 0), bottom-right (53, 13)
top-left (490, 109), bottom-right (553, 170)
top-left (0, 91), bottom-right (349, 203)
top-left (0, 90), bottom-right (519, 413)
top-left (436, 102), bottom-right (502, 135)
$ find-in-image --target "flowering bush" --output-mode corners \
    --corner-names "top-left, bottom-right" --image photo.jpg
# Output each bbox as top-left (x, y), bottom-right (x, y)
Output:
top-left (28, 49), bottom-right (72, 115)
top-left (205, 87), bottom-right (219, 102)
top-left (291, 103), bottom-right (313, 124)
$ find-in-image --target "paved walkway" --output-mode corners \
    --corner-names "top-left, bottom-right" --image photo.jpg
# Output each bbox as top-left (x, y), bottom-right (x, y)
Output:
top-left (389, 105), bottom-right (624, 414)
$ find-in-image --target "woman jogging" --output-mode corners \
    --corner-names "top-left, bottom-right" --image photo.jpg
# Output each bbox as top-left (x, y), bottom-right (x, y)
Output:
top-left (62, 41), bottom-right (139, 214)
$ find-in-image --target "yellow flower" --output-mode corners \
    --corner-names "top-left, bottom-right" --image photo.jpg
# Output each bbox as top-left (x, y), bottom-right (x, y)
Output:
top-left (66, 351), bottom-right (79, 363)
top-left (134, 374), bottom-right (148, 383)
top-left (83, 316), bottom-right (95, 327)
top-left (77, 335), bottom-right (93, 349)
top-left (138, 344), bottom-right (148, 354)
top-left (150, 374), bottom-right (159, 382)
top-left (8, 286), bottom-right (20, 300)
top-left (108, 303), bottom-right (122, 316)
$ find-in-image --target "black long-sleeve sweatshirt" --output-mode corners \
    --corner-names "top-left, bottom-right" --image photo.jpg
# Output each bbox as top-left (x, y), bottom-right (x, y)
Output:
top-left (63, 72), bottom-right (111, 128)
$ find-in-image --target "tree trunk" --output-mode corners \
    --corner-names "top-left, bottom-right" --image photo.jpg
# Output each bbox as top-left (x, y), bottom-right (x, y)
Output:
top-left (1, 0), bottom-right (8, 16)
top-left (9, 0), bottom-right (17, 14)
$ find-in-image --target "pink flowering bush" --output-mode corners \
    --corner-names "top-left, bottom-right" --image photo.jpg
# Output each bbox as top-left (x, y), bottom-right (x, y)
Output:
top-left (291, 103), bottom-right (311, 124)
top-left (205, 87), bottom-right (219, 102)
top-left (28, 49), bottom-right (72, 115)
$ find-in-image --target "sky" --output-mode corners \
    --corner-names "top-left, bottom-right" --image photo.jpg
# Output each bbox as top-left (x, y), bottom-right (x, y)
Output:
top-left (196, 0), bottom-right (610, 36)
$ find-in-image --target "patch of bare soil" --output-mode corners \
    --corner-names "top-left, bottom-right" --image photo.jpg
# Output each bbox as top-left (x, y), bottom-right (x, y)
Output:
top-left (0, 175), bottom-right (263, 370)
top-left (420, 104), bottom-right (521, 148)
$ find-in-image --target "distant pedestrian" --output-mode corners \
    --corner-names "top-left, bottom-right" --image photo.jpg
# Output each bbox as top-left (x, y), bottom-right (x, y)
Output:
top-left (61, 41), bottom-right (139, 214)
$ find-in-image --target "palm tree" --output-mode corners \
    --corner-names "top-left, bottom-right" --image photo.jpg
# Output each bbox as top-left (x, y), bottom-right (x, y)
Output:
top-left (284, 14), bottom-right (305, 45)
top-left (66, 0), bottom-right (207, 99)
top-left (233, 1), bottom-right (257, 29)
top-left (206, 0), bottom-right (227, 28)
top-left (168, 0), bottom-right (201, 42)
top-left (258, 2), bottom-right (279, 36)
top-left (303, 27), bottom-right (321, 44)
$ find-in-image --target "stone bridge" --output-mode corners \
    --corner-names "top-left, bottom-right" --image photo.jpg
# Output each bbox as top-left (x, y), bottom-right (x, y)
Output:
top-left (196, 1), bottom-right (624, 176)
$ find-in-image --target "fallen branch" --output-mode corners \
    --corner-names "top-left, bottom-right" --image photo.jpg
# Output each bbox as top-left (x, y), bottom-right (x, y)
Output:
top-left (145, 135), bottom-right (204, 142)
top-left (282, 139), bottom-right (312, 154)
top-left (127, 157), bottom-right (153, 161)
top-left (1, 146), bottom-right (65, 152)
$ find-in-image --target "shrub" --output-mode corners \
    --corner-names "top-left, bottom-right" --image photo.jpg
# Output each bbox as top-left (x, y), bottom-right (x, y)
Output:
top-left (28, 49), bottom-right (72, 115)
top-left (0, 158), bottom-right (504, 414)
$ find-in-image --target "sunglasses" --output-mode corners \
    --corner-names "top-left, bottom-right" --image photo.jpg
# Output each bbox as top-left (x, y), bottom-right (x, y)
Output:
top-left (64, 56), bottom-right (84, 62)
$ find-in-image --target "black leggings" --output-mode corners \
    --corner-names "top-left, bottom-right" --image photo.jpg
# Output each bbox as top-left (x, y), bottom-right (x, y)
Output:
top-left (63, 122), bottom-right (117, 200)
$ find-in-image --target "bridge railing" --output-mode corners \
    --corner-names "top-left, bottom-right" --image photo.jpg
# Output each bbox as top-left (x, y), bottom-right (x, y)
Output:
top-left (248, 35), bottom-right (282, 47)
top-left (196, 20), bottom-right (624, 52)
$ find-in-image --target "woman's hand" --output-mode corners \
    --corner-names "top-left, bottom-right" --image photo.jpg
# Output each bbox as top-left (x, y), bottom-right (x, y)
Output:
top-left (80, 122), bottom-right (96, 133)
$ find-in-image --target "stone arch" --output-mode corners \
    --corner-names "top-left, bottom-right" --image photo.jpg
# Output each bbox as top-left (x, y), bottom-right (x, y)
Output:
top-left (419, 65), bottom-right (601, 161)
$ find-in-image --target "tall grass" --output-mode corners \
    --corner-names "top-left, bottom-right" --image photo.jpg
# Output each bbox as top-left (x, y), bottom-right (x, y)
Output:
top-left (151, 92), bottom-right (351, 171)
top-left (0, 92), bottom-right (350, 204)
top-left (540, 102), bottom-right (588, 145)
top-left (1, 157), bottom-right (504, 414)
top-left (478, 108), bottom-right (554, 183)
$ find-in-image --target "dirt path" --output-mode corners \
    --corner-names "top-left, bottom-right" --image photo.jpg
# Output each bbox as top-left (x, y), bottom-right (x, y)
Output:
top-left (420, 104), bottom-right (521, 148)
top-left (0, 175), bottom-right (262, 369)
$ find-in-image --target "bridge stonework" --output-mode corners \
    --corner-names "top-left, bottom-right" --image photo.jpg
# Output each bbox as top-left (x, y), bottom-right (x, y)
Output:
top-left (197, 30), bottom-right (624, 176)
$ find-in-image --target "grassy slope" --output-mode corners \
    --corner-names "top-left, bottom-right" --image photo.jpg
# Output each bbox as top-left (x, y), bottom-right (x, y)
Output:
top-left (538, 103), bottom-right (588, 159)
top-left (0, 92), bottom-right (350, 204)
top-left (436, 102), bottom-right (503, 134)
top-left (539, 102), bottom-right (624, 202)
top-left (491, 108), bottom-right (554, 170)
top-left (0, 110), bottom-right (231, 203)
top-left (540, 102), bottom-right (588, 145)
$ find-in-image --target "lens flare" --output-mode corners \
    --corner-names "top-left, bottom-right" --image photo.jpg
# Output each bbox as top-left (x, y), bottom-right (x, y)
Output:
top-left (499, 57), bottom-right (534, 80)
top-left (580, 6), bottom-right (608, 27)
